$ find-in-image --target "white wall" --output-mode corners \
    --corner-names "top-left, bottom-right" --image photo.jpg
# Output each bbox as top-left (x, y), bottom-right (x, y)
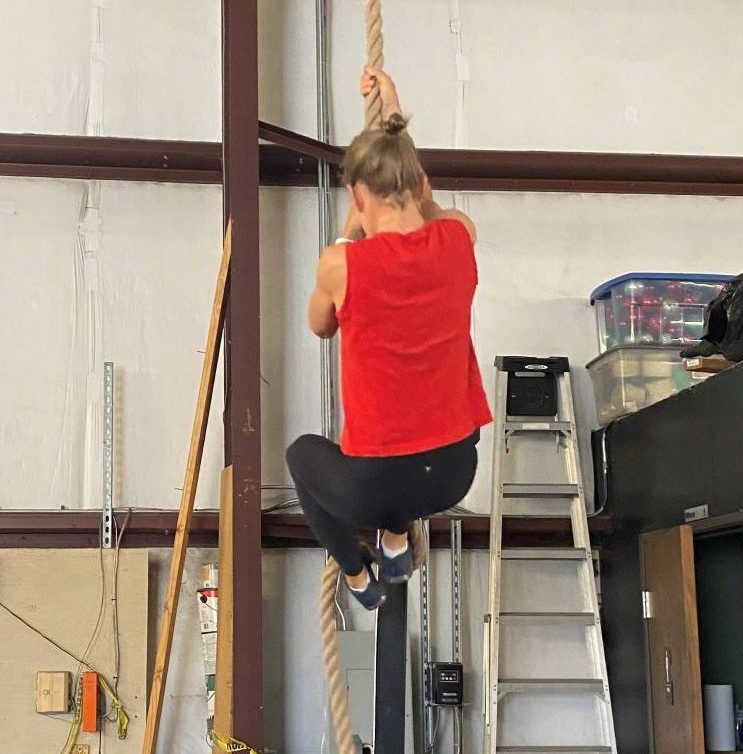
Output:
top-left (260, 189), bottom-right (322, 488)
top-left (327, 0), bottom-right (743, 154)
top-left (0, 1), bottom-right (220, 140)
top-left (467, 0), bottom-right (743, 154)
top-left (1, 179), bottom-right (87, 507)
top-left (3, 1), bottom-right (743, 753)
top-left (0, 178), bottom-right (225, 510)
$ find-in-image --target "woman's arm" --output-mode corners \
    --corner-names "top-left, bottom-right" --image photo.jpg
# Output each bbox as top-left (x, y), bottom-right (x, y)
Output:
top-left (308, 287), bottom-right (337, 339)
top-left (308, 244), bottom-right (346, 338)
top-left (360, 67), bottom-right (403, 123)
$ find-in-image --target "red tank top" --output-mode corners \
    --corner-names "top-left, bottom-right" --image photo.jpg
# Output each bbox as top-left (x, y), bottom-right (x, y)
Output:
top-left (337, 218), bottom-right (493, 457)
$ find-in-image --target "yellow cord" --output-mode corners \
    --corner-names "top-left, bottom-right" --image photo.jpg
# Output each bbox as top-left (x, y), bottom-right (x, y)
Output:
top-left (210, 730), bottom-right (260, 753)
top-left (59, 681), bottom-right (83, 754)
top-left (58, 673), bottom-right (129, 754)
top-left (98, 673), bottom-right (130, 739)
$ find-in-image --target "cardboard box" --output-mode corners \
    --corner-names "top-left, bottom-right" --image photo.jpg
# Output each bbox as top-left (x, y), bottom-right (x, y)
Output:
top-left (36, 671), bottom-right (71, 714)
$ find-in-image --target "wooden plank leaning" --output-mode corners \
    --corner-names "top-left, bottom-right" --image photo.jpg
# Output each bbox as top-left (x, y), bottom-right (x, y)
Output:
top-left (141, 220), bottom-right (233, 754)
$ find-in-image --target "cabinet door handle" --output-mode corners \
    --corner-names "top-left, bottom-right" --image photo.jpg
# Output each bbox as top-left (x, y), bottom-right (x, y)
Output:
top-left (664, 647), bottom-right (674, 705)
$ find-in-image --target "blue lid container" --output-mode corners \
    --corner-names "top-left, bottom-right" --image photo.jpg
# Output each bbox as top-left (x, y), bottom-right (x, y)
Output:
top-left (590, 273), bottom-right (733, 353)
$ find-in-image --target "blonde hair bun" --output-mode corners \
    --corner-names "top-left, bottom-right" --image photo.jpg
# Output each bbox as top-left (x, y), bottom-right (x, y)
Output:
top-left (341, 114), bottom-right (422, 208)
top-left (382, 112), bottom-right (408, 136)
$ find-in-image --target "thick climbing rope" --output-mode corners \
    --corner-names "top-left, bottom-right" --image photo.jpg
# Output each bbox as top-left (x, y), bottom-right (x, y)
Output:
top-left (320, 558), bottom-right (355, 754)
top-left (359, 0), bottom-right (428, 577)
top-left (363, 0), bottom-right (384, 129)
top-left (320, 6), bottom-right (429, 753)
top-left (410, 518), bottom-right (426, 569)
top-left (320, 524), bottom-right (426, 754)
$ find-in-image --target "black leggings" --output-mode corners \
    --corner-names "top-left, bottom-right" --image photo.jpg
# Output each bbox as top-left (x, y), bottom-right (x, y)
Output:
top-left (285, 432), bottom-right (478, 575)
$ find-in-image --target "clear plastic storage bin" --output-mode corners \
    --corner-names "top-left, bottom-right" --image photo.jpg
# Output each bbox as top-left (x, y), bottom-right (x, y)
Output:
top-left (586, 346), bottom-right (698, 426)
top-left (590, 273), bottom-right (731, 353)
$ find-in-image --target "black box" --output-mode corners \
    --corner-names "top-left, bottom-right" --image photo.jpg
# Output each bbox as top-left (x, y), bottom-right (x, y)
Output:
top-left (496, 356), bottom-right (570, 417)
top-left (426, 662), bottom-right (463, 707)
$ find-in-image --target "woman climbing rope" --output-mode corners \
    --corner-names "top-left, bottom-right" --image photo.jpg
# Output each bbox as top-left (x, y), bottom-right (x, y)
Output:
top-left (286, 67), bottom-right (492, 610)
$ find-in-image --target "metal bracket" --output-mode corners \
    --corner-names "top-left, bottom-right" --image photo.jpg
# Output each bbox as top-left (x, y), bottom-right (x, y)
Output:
top-left (419, 521), bottom-right (433, 751)
top-left (451, 519), bottom-right (462, 664)
top-left (102, 361), bottom-right (114, 548)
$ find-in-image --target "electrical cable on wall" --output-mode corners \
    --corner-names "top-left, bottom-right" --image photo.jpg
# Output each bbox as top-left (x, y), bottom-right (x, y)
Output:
top-left (60, 514), bottom-right (109, 752)
top-left (0, 596), bottom-right (130, 740)
top-left (105, 507), bottom-right (131, 726)
top-left (0, 509), bottom-right (132, 750)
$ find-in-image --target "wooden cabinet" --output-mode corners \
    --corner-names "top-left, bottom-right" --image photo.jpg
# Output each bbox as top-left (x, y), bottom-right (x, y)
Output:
top-left (641, 525), bottom-right (705, 754)
top-left (641, 524), bottom-right (743, 754)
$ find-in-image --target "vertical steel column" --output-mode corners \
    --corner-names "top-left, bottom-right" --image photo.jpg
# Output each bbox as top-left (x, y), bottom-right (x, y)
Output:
top-left (222, 0), bottom-right (262, 746)
top-left (316, 0), bottom-right (336, 440)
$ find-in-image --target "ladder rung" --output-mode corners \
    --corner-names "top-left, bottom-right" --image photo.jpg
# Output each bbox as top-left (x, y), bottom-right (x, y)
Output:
top-left (502, 498), bottom-right (574, 518)
top-left (500, 612), bottom-right (597, 625)
top-left (502, 484), bottom-right (579, 498)
top-left (504, 421), bottom-right (572, 433)
top-left (501, 548), bottom-right (589, 561)
top-left (496, 747), bottom-right (612, 753)
top-left (497, 678), bottom-right (606, 695)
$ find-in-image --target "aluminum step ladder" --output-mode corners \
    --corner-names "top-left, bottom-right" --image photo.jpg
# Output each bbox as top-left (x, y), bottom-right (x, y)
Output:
top-left (482, 357), bottom-right (616, 754)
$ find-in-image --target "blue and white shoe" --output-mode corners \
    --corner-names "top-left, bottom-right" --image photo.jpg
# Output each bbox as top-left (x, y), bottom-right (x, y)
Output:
top-left (380, 540), bottom-right (413, 584)
top-left (347, 564), bottom-right (386, 611)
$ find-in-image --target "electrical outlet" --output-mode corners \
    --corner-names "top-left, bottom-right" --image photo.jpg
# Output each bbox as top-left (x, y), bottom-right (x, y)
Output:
top-left (72, 746), bottom-right (90, 754)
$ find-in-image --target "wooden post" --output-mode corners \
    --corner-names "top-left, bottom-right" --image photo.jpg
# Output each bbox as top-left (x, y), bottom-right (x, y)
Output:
top-left (141, 224), bottom-right (232, 754)
top-left (212, 466), bottom-right (234, 753)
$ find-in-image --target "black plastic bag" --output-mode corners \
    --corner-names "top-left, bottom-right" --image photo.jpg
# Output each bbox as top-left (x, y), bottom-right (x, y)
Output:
top-left (684, 274), bottom-right (743, 362)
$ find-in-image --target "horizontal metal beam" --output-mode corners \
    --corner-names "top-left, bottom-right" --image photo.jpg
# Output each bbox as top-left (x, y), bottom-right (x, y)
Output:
top-left (0, 510), bottom-right (612, 549)
top-left (259, 144), bottom-right (323, 187)
top-left (418, 148), bottom-right (743, 195)
top-left (0, 125), bottom-right (337, 186)
top-left (0, 132), bottom-right (223, 183)
top-left (259, 121), bottom-right (341, 163)
top-left (418, 148), bottom-right (743, 184)
top-left (5, 128), bottom-right (743, 195)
